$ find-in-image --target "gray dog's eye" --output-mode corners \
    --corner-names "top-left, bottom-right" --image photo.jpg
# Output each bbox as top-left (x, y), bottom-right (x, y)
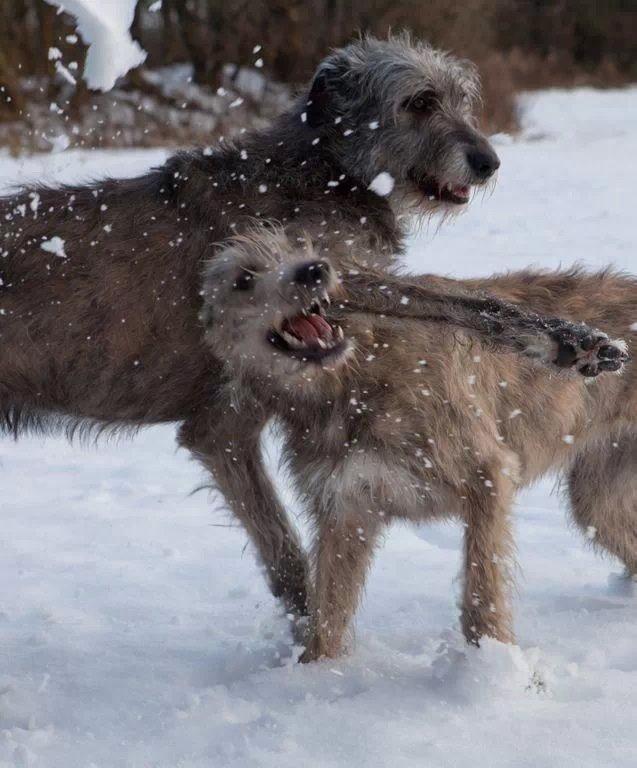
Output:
top-left (407, 92), bottom-right (438, 114)
top-left (233, 268), bottom-right (257, 291)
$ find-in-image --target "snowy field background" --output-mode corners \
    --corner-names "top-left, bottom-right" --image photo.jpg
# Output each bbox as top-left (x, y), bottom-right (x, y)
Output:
top-left (0, 87), bottom-right (635, 767)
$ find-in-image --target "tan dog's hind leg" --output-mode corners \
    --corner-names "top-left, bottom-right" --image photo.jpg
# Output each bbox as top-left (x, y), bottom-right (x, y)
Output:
top-left (568, 432), bottom-right (637, 576)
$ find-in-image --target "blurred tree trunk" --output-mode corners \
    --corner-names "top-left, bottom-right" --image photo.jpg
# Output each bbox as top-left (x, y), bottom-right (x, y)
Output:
top-left (131, 0), bottom-right (145, 47)
top-left (0, 0), bottom-right (31, 115)
top-left (267, 0), bottom-right (310, 81)
top-left (0, 50), bottom-right (25, 117)
top-left (68, 50), bottom-right (91, 117)
top-left (36, 1), bottom-right (58, 74)
top-left (12, 0), bottom-right (32, 68)
top-left (160, 0), bottom-right (183, 62)
top-left (174, 0), bottom-right (226, 85)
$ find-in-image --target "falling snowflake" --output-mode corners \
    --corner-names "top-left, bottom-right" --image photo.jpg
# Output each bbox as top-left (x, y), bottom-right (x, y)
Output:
top-left (368, 172), bottom-right (394, 197)
top-left (41, 236), bottom-right (67, 259)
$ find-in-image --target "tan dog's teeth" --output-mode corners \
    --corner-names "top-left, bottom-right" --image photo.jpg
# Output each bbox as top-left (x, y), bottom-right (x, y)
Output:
top-left (282, 330), bottom-right (302, 348)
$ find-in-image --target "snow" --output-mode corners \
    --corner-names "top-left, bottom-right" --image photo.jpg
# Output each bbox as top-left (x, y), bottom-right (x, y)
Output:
top-left (0, 87), bottom-right (636, 767)
top-left (368, 171), bottom-right (395, 196)
top-left (44, 0), bottom-right (146, 91)
top-left (40, 236), bottom-right (67, 259)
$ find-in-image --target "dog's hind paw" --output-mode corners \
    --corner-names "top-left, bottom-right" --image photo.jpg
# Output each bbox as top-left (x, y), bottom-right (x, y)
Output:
top-left (548, 325), bottom-right (629, 377)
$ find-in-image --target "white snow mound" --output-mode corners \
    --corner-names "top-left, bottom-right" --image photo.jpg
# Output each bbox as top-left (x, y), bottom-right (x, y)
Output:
top-left (44, 0), bottom-right (147, 91)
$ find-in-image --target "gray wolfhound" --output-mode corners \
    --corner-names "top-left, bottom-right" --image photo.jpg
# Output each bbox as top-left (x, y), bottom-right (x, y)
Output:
top-left (202, 230), bottom-right (632, 659)
top-left (0, 35), bottom-right (614, 628)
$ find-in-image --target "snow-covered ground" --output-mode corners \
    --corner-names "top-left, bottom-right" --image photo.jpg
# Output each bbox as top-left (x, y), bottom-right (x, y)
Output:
top-left (0, 87), bottom-right (635, 768)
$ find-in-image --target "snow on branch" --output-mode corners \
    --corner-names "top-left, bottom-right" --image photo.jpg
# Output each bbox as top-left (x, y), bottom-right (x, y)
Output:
top-left (44, 0), bottom-right (146, 92)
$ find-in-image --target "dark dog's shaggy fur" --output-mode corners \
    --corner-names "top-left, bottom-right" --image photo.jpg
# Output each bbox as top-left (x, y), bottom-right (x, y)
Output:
top-left (0, 35), bottom-right (620, 624)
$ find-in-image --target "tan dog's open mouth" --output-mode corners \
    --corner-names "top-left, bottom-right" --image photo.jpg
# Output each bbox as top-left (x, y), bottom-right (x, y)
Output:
top-left (267, 298), bottom-right (348, 363)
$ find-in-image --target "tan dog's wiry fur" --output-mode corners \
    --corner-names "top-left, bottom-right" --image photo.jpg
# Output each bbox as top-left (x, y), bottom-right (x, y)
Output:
top-left (202, 231), bottom-right (634, 661)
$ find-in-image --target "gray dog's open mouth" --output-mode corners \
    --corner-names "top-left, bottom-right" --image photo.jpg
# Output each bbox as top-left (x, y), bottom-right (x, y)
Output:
top-left (413, 175), bottom-right (471, 205)
top-left (267, 298), bottom-right (348, 363)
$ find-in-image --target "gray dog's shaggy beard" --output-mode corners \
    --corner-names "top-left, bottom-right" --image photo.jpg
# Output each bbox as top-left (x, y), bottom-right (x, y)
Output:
top-left (301, 32), bottom-right (500, 220)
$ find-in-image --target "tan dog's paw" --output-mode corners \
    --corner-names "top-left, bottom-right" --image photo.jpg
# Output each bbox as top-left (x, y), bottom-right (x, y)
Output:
top-left (548, 325), bottom-right (629, 377)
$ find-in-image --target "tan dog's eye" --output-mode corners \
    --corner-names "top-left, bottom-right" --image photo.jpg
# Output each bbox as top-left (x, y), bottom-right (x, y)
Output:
top-left (233, 268), bottom-right (256, 291)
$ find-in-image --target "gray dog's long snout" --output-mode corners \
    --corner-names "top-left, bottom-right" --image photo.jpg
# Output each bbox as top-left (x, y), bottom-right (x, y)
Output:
top-left (466, 145), bottom-right (500, 181)
top-left (293, 260), bottom-right (332, 287)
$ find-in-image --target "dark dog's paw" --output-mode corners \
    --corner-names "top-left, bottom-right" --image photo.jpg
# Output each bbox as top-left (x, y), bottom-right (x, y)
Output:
top-left (549, 325), bottom-right (629, 377)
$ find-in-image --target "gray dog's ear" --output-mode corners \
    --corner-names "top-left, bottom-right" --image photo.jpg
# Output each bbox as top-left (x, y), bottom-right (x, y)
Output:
top-left (305, 70), bottom-right (332, 128)
top-left (305, 55), bottom-right (355, 129)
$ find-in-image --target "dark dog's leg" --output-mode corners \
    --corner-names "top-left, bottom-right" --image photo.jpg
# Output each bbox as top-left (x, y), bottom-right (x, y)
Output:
top-left (568, 431), bottom-right (637, 576)
top-left (341, 272), bottom-right (628, 377)
top-left (178, 403), bottom-right (311, 627)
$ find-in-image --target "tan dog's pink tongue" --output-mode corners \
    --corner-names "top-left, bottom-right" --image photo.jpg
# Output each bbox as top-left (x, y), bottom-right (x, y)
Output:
top-left (308, 314), bottom-right (333, 338)
top-left (286, 316), bottom-right (320, 343)
top-left (286, 313), bottom-right (333, 343)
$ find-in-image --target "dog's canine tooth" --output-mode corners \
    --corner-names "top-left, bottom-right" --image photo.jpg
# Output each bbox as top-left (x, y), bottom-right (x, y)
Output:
top-left (272, 312), bottom-right (284, 331)
top-left (282, 330), bottom-right (303, 348)
top-left (336, 325), bottom-right (344, 340)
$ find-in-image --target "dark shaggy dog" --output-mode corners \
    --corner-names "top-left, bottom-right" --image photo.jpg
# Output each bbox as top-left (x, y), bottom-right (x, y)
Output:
top-left (0, 35), bottom-right (616, 627)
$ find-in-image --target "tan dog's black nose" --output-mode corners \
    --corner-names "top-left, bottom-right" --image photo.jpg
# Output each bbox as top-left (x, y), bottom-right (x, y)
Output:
top-left (293, 260), bottom-right (332, 287)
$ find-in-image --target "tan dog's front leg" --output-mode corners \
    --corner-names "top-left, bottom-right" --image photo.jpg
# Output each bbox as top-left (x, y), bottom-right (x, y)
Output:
top-left (460, 464), bottom-right (517, 645)
top-left (300, 503), bottom-right (385, 663)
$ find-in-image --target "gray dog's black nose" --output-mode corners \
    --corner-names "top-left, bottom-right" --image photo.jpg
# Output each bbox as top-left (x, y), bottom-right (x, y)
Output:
top-left (466, 147), bottom-right (500, 180)
top-left (293, 260), bottom-right (331, 286)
